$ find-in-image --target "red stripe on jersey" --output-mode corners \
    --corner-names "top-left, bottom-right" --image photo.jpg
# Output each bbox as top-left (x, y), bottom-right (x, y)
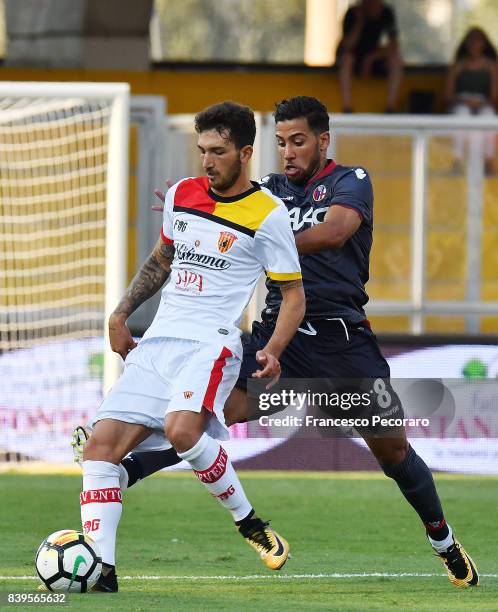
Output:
top-left (174, 177), bottom-right (216, 213)
top-left (203, 347), bottom-right (233, 412)
top-left (80, 488), bottom-right (122, 505)
top-left (160, 227), bottom-right (174, 245)
top-left (306, 159), bottom-right (337, 188)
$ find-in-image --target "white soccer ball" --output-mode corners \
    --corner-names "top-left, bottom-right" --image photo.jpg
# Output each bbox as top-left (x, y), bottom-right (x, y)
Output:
top-left (35, 530), bottom-right (102, 592)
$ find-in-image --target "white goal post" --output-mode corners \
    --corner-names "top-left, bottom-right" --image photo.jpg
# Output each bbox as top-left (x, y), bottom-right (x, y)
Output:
top-left (0, 81), bottom-right (129, 398)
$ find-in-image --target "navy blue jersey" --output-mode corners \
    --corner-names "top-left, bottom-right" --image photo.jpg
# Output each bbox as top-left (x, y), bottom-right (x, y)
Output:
top-left (262, 160), bottom-right (373, 324)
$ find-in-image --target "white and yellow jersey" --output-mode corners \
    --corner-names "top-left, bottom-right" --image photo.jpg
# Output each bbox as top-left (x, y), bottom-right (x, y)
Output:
top-left (142, 177), bottom-right (301, 356)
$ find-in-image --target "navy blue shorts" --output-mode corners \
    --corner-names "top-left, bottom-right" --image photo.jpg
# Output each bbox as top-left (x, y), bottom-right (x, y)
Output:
top-left (237, 319), bottom-right (390, 386)
top-left (237, 318), bottom-right (403, 434)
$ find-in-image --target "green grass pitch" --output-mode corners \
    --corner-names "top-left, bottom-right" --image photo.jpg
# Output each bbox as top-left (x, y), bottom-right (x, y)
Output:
top-left (0, 471), bottom-right (497, 611)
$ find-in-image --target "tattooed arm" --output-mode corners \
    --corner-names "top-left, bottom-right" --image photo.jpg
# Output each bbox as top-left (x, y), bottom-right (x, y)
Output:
top-left (253, 278), bottom-right (305, 386)
top-left (109, 238), bottom-right (175, 359)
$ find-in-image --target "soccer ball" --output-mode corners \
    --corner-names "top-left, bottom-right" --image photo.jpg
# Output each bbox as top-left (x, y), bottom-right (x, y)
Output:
top-left (35, 530), bottom-right (102, 592)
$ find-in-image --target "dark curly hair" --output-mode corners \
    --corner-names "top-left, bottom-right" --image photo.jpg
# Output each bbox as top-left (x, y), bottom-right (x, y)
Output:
top-left (195, 101), bottom-right (256, 149)
top-left (273, 96), bottom-right (330, 134)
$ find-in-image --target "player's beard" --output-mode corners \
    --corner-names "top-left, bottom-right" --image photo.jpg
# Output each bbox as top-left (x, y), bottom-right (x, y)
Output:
top-left (287, 150), bottom-right (322, 186)
top-left (208, 158), bottom-right (242, 192)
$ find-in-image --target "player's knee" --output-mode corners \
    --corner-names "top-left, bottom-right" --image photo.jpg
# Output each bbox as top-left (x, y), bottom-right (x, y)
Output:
top-left (224, 412), bottom-right (237, 427)
top-left (372, 439), bottom-right (409, 467)
top-left (224, 390), bottom-right (249, 426)
top-left (83, 435), bottom-right (120, 464)
top-left (164, 420), bottom-right (198, 453)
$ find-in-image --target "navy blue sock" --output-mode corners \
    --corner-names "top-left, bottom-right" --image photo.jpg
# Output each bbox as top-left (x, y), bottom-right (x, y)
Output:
top-left (381, 445), bottom-right (450, 541)
top-left (121, 448), bottom-right (182, 488)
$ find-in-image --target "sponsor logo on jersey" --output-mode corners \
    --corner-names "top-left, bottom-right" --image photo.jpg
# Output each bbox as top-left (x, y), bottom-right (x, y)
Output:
top-left (176, 243), bottom-right (231, 270)
top-left (288, 206), bottom-right (328, 231)
top-left (218, 328), bottom-right (229, 335)
top-left (183, 391), bottom-right (194, 399)
top-left (174, 219), bottom-right (188, 232)
top-left (280, 195), bottom-right (294, 201)
top-left (312, 184), bottom-right (327, 202)
top-left (218, 231), bottom-right (238, 253)
top-left (176, 269), bottom-right (203, 293)
top-left (194, 239), bottom-right (200, 247)
top-left (355, 168), bottom-right (366, 179)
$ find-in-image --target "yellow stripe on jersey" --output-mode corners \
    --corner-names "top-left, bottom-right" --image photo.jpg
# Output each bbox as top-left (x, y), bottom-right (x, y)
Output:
top-left (213, 191), bottom-right (278, 232)
top-left (266, 271), bottom-right (303, 281)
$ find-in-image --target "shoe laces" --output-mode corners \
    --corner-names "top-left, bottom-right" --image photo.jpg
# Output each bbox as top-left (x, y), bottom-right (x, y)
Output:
top-left (440, 543), bottom-right (468, 578)
top-left (241, 519), bottom-right (273, 551)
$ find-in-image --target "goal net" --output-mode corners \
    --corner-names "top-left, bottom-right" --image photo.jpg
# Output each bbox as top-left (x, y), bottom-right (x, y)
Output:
top-left (0, 82), bottom-right (129, 464)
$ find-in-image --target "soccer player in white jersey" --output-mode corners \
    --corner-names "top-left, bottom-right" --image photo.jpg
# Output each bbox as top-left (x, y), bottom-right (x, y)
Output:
top-left (79, 101), bottom-right (305, 591)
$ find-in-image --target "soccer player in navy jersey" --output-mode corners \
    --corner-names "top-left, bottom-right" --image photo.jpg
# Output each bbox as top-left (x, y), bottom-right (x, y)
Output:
top-left (74, 96), bottom-right (478, 588)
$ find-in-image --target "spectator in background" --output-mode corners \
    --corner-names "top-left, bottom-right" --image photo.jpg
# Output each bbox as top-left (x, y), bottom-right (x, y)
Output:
top-left (336, 0), bottom-right (402, 113)
top-left (446, 27), bottom-right (498, 175)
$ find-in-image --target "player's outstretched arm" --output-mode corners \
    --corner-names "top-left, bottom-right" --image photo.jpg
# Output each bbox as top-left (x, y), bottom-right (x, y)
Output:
top-left (253, 279), bottom-right (305, 387)
top-left (109, 238), bottom-right (175, 359)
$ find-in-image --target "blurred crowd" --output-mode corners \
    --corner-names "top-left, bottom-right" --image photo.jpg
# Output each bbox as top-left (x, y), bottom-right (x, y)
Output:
top-left (336, 0), bottom-right (498, 173)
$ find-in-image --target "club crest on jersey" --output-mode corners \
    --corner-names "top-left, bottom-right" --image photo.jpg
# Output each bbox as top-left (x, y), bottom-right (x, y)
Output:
top-left (183, 391), bottom-right (194, 399)
top-left (312, 184), bottom-right (327, 202)
top-left (218, 231), bottom-right (238, 253)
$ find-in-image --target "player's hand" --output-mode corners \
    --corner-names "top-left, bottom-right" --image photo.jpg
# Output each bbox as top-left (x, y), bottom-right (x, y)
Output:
top-left (108, 313), bottom-right (137, 360)
top-left (151, 179), bottom-right (174, 211)
top-left (252, 350), bottom-right (281, 389)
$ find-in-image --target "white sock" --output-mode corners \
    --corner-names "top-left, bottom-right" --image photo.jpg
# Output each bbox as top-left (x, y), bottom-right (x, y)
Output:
top-left (178, 433), bottom-right (252, 522)
top-left (80, 460), bottom-right (122, 566)
top-left (428, 523), bottom-right (454, 552)
top-left (118, 463), bottom-right (129, 491)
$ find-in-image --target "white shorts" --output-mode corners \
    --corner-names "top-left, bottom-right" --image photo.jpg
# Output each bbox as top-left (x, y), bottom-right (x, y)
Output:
top-left (90, 337), bottom-right (241, 448)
